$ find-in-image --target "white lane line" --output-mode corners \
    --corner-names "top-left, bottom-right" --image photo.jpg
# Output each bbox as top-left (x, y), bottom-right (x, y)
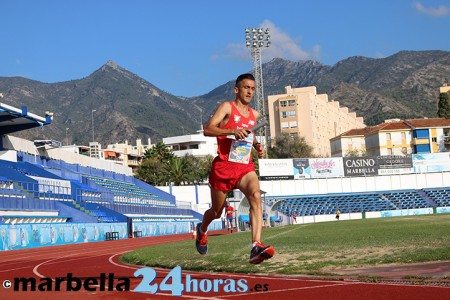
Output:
top-left (108, 252), bottom-right (139, 270)
top-left (29, 239), bottom-right (181, 278)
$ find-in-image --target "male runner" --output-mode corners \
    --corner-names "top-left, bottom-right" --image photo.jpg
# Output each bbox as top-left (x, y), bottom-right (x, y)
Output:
top-left (195, 73), bottom-right (274, 264)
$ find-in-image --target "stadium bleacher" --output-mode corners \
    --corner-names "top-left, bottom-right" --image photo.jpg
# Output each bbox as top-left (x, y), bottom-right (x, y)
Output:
top-left (270, 188), bottom-right (444, 218)
top-left (0, 103), bottom-right (203, 250)
top-left (383, 190), bottom-right (431, 209)
top-left (422, 187), bottom-right (450, 207)
top-left (0, 153), bottom-right (198, 227)
top-left (83, 175), bottom-right (174, 207)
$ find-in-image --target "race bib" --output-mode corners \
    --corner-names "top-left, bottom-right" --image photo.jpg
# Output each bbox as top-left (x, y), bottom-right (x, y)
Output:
top-left (228, 133), bottom-right (253, 164)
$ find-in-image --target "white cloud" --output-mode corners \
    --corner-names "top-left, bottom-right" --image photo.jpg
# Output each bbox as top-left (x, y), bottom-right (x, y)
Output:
top-left (413, 1), bottom-right (450, 17)
top-left (212, 19), bottom-right (320, 63)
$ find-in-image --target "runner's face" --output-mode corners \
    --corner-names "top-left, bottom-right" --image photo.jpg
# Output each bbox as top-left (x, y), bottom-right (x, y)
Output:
top-left (235, 79), bottom-right (255, 104)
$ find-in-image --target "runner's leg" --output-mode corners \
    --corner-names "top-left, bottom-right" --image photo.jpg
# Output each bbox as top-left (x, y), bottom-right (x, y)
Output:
top-left (235, 171), bottom-right (262, 243)
top-left (201, 187), bottom-right (228, 233)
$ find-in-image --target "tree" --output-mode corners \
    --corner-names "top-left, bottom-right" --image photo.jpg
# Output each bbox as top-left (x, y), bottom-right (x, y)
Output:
top-left (251, 148), bottom-right (263, 176)
top-left (136, 142), bottom-right (174, 186)
top-left (143, 142), bottom-right (174, 162)
top-left (268, 133), bottom-right (314, 158)
top-left (437, 92), bottom-right (450, 119)
top-left (165, 154), bottom-right (214, 186)
top-left (181, 154), bottom-right (213, 184)
top-left (137, 143), bottom-right (214, 186)
top-left (166, 156), bottom-right (188, 186)
top-left (135, 157), bottom-right (168, 186)
top-left (345, 149), bottom-right (367, 157)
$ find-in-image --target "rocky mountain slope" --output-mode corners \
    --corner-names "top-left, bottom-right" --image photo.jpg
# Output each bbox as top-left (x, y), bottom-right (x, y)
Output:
top-left (0, 50), bottom-right (448, 146)
top-left (193, 51), bottom-right (450, 126)
top-left (0, 61), bottom-right (202, 145)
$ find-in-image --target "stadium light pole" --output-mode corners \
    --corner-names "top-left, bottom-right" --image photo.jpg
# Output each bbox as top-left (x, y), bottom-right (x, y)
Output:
top-left (91, 109), bottom-right (96, 142)
top-left (245, 27), bottom-right (270, 157)
top-left (65, 128), bottom-right (69, 146)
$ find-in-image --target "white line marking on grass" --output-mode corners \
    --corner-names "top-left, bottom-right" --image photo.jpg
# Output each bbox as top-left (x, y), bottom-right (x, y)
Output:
top-left (266, 225), bottom-right (308, 240)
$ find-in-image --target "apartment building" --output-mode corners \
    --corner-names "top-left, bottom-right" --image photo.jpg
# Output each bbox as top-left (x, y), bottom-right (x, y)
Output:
top-left (163, 131), bottom-right (217, 158)
top-left (79, 139), bottom-right (152, 173)
top-left (331, 118), bottom-right (450, 157)
top-left (103, 138), bottom-right (152, 172)
top-left (267, 86), bottom-right (365, 157)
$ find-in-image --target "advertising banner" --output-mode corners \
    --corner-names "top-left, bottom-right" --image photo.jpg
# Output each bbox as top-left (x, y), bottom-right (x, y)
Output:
top-left (0, 223), bottom-right (127, 251)
top-left (412, 153), bottom-right (450, 173)
top-left (308, 157), bottom-right (344, 178)
top-left (377, 155), bottom-right (413, 175)
top-left (259, 159), bottom-right (294, 180)
top-left (0, 221), bottom-right (195, 251)
top-left (343, 157), bottom-right (379, 177)
top-left (258, 153), bottom-right (447, 180)
top-left (293, 158), bottom-right (311, 179)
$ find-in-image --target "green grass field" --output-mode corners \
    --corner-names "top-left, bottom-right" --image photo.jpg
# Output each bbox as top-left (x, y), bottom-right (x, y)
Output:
top-left (120, 214), bottom-right (450, 276)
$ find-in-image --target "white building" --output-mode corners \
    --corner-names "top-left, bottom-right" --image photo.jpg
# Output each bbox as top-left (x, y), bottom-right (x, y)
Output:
top-left (163, 131), bottom-right (217, 157)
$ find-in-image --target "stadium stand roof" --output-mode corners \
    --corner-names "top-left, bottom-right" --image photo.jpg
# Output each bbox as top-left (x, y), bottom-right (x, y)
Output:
top-left (0, 102), bottom-right (52, 135)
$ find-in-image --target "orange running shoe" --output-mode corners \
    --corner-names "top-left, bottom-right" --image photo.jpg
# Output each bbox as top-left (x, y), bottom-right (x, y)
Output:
top-left (249, 242), bottom-right (274, 264)
top-left (195, 223), bottom-right (208, 255)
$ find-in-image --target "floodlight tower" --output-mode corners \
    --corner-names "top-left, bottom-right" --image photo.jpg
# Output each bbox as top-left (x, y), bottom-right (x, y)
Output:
top-left (245, 27), bottom-right (270, 155)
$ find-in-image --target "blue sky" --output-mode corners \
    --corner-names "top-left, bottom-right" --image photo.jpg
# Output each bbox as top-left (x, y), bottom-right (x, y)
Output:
top-left (1, 0), bottom-right (450, 97)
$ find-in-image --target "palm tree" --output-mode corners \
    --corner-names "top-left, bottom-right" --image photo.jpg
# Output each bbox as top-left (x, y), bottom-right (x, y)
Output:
top-left (166, 157), bottom-right (187, 186)
top-left (135, 157), bottom-right (168, 186)
top-left (144, 142), bottom-right (174, 162)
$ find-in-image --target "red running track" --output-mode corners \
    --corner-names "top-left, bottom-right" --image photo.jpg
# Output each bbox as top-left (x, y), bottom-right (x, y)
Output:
top-left (0, 232), bottom-right (449, 300)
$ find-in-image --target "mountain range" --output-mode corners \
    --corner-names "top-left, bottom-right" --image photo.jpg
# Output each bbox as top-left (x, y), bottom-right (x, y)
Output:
top-left (0, 50), bottom-right (449, 147)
